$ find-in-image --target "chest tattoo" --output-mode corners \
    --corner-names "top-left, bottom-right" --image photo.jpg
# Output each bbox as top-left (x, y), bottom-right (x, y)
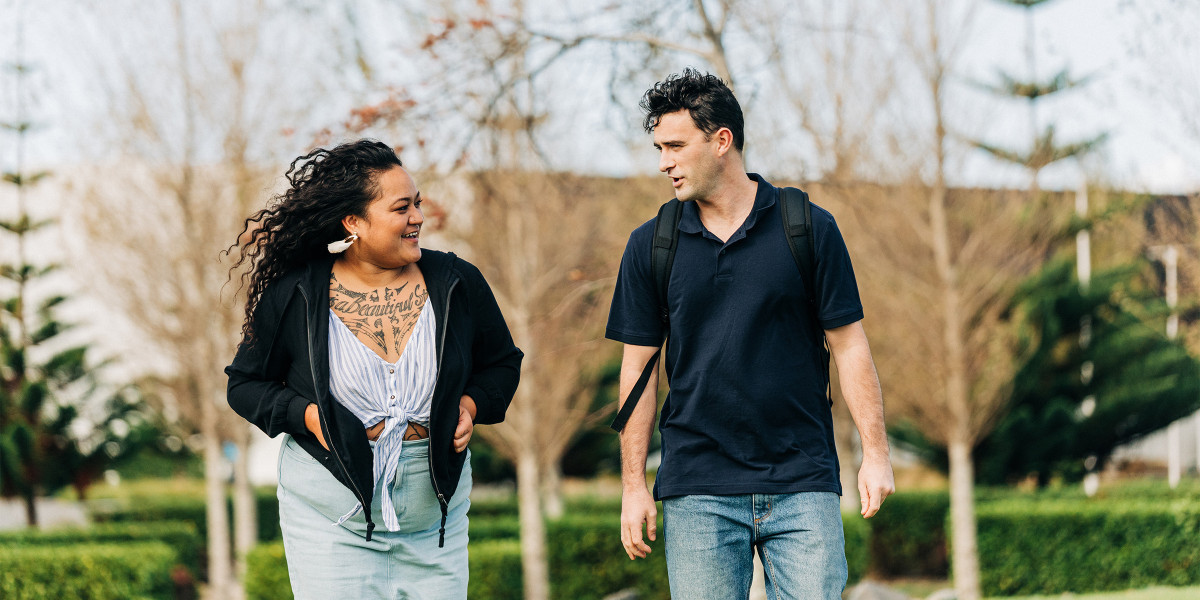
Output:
top-left (329, 273), bottom-right (429, 361)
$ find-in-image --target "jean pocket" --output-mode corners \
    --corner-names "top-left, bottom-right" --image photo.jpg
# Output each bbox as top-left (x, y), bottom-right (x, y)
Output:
top-left (281, 436), bottom-right (325, 465)
top-left (279, 440), bottom-right (360, 525)
top-left (391, 460), bottom-right (441, 533)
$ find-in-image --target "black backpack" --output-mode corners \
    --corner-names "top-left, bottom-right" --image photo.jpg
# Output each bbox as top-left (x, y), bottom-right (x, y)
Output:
top-left (611, 187), bottom-right (831, 433)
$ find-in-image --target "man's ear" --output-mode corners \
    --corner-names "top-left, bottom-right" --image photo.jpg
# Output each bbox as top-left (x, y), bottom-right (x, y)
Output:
top-left (714, 127), bottom-right (735, 157)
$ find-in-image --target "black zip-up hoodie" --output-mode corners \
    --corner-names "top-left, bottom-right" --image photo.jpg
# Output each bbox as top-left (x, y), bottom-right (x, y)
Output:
top-left (225, 250), bottom-right (522, 543)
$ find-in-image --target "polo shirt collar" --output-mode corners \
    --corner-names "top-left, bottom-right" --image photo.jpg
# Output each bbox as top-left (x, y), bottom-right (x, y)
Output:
top-left (678, 173), bottom-right (777, 237)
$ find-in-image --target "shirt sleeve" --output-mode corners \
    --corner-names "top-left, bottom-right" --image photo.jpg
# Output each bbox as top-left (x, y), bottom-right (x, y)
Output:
top-left (812, 206), bottom-right (865, 330)
top-left (605, 220), bottom-right (664, 347)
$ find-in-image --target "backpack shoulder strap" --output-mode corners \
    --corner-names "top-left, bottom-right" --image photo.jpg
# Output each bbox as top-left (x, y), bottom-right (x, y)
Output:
top-left (778, 187), bottom-right (817, 310)
top-left (611, 198), bottom-right (681, 433)
top-left (779, 186), bottom-right (833, 404)
top-left (651, 198), bottom-right (683, 324)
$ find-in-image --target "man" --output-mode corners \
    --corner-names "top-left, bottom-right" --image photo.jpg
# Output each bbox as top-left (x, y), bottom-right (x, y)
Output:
top-left (606, 68), bottom-right (894, 599)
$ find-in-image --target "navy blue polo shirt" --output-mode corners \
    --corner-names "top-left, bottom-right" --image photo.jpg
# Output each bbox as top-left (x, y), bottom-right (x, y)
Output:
top-left (606, 174), bottom-right (864, 500)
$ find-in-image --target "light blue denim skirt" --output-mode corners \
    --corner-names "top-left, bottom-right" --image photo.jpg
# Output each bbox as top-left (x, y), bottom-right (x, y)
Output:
top-left (276, 434), bottom-right (472, 600)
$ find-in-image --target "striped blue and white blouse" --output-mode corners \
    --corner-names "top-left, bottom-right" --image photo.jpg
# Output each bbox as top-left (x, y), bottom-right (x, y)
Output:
top-left (326, 299), bottom-right (437, 532)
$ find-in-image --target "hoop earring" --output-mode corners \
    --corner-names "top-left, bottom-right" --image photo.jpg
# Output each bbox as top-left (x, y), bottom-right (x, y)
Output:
top-left (327, 233), bottom-right (358, 254)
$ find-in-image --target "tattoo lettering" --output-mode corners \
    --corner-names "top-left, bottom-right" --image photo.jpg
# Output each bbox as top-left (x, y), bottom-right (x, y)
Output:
top-left (329, 272), bottom-right (429, 361)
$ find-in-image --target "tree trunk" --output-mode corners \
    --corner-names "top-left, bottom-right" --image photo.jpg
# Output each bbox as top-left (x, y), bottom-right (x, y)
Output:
top-left (22, 490), bottom-right (37, 528)
top-left (835, 403), bottom-right (861, 511)
top-left (517, 451), bottom-right (550, 600)
top-left (233, 423), bottom-right (257, 584)
top-left (541, 460), bottom-right (565, 520)
top-left (203, 410), bottom-right (233, 600)
top-left (948, 440), bottom-right (982, 600)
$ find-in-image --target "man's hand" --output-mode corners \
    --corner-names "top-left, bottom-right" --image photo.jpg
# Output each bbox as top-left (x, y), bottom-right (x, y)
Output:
top-left (304, 403), bottom-right (330, 451)
top-left (858, 454), bottom-right (895, 518)
top-left (453, 395), bottom-right (477, 453)
top-left (620, 485), bottom-right (657, 560)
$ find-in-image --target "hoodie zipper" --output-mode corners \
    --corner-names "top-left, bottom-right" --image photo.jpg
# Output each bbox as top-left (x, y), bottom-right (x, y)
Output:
top-left (297, 284), bottom-right (375, 540)
top-left (430, 275), bottom-right (459, 547)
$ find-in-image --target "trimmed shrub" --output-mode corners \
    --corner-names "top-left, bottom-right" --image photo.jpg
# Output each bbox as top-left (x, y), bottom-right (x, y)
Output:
top-left (467, 496), bottom-right (519, 518)
top-left (0, 541), bottom-right (177, 600)
top-left (843, 511), bottom-right (871, 584)
top-left (976, 500), bottom-right (1200, 596)
top-left (0, 520), bottom-right (202, 579)
top-left (246, 542), bottom-right (292, 600)
top-left (244, 507), bottom-right (868, 600)
top-left (90, 488), bottom-right (282, 543)
top-left (469, 515), bottom-right (520, 542)
top-left (868, 491), bottom-right (950, 577)
top-left (467, 495), bottom-right (621, 520)
top-left (245, 540), bottom-right (526, 600)
top-left (469, 540), bottom-right (523, 599)
top-left (563, 495), bottom-right (622, 516)
top-left (256, 488), bottom-right (282, 541)
top-left (547, 514), bottom-right (670, 600)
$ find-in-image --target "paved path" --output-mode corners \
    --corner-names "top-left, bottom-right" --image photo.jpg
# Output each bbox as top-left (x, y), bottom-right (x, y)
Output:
top-left (0, 498), bottom-right (88, 531)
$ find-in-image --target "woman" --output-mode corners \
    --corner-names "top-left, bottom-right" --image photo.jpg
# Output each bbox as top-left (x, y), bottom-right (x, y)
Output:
top-left (225, 139), bottom-right (522, 599)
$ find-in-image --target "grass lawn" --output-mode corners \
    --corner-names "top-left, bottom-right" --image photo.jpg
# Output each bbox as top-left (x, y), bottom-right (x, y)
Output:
top-left (997, 587), bottom-right (1200, 600)
top-left (879, 580), bottom-right (1200, 600)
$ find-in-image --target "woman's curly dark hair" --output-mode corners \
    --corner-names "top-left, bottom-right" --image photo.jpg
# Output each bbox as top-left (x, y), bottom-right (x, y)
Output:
top-left (226, 139), bottom-right (403, 340)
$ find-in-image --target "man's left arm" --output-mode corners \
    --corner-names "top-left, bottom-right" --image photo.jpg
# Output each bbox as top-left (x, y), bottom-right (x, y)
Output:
top-left (825, 321), bottom-right (895, 518)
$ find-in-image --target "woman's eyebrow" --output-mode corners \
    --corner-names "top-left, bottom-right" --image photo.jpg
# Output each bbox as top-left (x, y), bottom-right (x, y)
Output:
top-left (391, 191), bottom-right (420, 206)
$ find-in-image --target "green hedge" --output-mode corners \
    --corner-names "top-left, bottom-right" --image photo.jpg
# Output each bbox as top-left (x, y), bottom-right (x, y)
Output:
top-left (868, 491), bottom-right (950, 577)
top-left (246, 542), bottom-right (293, 600)
top-left (246, 539), bottom-right (526, 600)
top-left (843, 512), bottom-right (871, 584)
top-left (468, 497), bottom-right (519, 518)
top-left (0, 520), bottom-right (202, 581)
top-left (547, 514), bottom-right (671, 600)
top-left (247, 510), bottom-right (867, 600)
top-left (976, 500), bottom-right (1200, 596)
top-left (469, 540), bottom-right (523, 600)
top-left (0, 541), bottom-right (178, 600)
top-left (90, 488), bottom-right (281, 543)
top-left (467, 495), bottom-right (622, 519)
top-left (469, 515), bottom-right (520, 542)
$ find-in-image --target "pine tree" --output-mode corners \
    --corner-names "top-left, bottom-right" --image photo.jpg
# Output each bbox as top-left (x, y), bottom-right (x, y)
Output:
top-left (891, 257), bottom-right (1200, 484)
top-left (980, 258), bottom-right (1200, 484)
top-left (0, 6), bottom-right (143, 526)
top-left (972, 0), bottom-right (1107, 195)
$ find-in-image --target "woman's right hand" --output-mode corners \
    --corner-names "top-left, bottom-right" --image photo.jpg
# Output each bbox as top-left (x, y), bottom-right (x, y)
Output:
top-left (304, 403), bottom-right (330, 451)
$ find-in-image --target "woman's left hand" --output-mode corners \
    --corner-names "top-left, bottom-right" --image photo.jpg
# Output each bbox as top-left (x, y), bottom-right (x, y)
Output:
top-left (454, 395), bottom-right (477, 453)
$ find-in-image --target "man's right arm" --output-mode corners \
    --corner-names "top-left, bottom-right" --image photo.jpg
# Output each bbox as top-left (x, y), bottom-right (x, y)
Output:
top-left (618, 343), bottom-right (660, 560)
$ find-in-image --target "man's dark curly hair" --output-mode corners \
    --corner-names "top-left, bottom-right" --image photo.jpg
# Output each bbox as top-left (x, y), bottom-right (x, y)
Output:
top-left (227, 139), bottom-right (403, 340)
top-left (640, 68), bottom-right (744, 153)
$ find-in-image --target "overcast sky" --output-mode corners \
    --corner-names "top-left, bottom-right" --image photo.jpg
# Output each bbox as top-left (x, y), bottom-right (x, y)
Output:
top-left (2, 0), bottom-right (1198, 194)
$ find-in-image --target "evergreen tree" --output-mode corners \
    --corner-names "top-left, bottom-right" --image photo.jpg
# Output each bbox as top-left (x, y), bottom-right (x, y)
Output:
top-left (982, 258), bottom-right (1200, 484)
top-left (892, 257), bottom-right (1200, 484)
top-left (972, 0), bottom-right (1107, 194)
top-left (0, 9), bottom-right (144, 526)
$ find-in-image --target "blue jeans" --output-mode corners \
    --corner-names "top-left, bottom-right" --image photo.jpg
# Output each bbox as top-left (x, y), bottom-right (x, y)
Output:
top-left (277, 434), bottom-right (471, 600)
top-left (662, 492), bottom-right (847, 600)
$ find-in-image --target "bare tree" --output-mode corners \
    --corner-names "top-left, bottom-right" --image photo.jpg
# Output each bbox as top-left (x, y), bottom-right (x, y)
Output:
top-left (831, 2), bottom-right (1064, 598)
top-left (1131, 0), bottom-right (1200, 353)
top-left (64, 1), bottom-right (350, 596)
top-left (337, 3), bottom-right (662, 598)
top-left (748, 0), bottom-right (903, 183)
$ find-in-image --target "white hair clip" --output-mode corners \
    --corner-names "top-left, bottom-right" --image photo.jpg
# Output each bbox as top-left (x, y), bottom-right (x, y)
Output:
top-left (327, 233), bottom-right (358, 254)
